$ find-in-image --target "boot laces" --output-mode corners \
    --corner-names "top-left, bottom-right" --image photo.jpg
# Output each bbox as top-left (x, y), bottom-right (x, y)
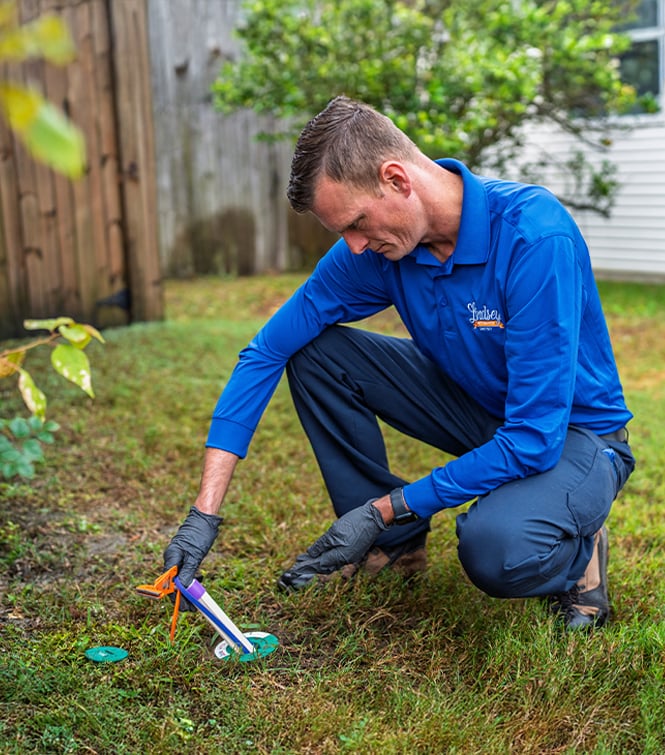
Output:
top-left (550, 585), bottom-right (581, 617)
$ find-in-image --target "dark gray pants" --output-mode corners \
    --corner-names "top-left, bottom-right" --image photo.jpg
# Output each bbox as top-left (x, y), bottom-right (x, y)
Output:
top-left (286, 326), bottom-right (635, 598)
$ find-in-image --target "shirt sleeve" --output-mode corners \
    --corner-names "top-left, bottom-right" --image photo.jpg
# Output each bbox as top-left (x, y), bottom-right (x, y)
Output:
top-left (206, 240), bottom-right (390, 457)
top-left (404, 233), bottom-right (584, 517)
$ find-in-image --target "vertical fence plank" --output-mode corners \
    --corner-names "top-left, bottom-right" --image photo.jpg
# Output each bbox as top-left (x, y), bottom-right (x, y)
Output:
top-left (91, 0), bottom-right (126, 300)
top-left (43, 2), bottom-right (79, 317)
top-left (67, 0), bottom-right (98, 319)
top-left (0, 113), bottom-right (23, 337)
top-left (14, 0), bottom-right (47, 319)
top-left (75, 0), bottom-right (105, 295)
top-left (108, 0), bottom-right (162, 322)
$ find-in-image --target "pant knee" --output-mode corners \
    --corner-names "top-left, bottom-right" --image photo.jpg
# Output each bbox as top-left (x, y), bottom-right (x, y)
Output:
top-left (456, 512), bottom-right (532, 598)
top-left (457, 507), bottom-right (583, 599)
top-left (457, 526), bottom-right (510, 598)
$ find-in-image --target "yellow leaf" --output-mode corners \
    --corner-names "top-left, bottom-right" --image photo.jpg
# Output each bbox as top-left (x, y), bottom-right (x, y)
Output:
top-left (0, 29), bottom-right (26, 59)
top-left (29, 15), bottom-right (75, 65)
top-left (0, 84), bottom-right (40, 130)
top-left (83, 324), bottom-right (106, 344)
top-left (0, 14), bottom-right (74, 64)
top-left (18, 369), bottom-right (47, 419)
top-left (0, 350), bottom-right (25, 378)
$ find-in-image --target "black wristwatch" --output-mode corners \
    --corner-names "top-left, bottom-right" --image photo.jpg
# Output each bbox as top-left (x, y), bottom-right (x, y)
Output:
top-left (389, 488), bottom-right (419, 525)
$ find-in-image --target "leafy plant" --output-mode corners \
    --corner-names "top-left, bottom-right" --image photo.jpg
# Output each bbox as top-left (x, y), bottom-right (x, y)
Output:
top-left (0, 318), bottom-right (104, 479)
top-left (0, 416), bottom-right (58, 481)
top-left (214, 0), bottom-right (655, 216)
top-left (0, 3), bottom-right (98, 480)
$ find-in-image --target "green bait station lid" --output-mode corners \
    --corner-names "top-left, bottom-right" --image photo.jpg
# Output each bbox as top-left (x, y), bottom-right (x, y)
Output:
top-left (85, 646), bottom-right (129, 663)
top-left (214, 632), bottom-right (279, 662)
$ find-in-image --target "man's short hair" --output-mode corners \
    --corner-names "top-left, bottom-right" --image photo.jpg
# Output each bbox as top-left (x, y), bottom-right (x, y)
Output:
top-left (287, 96), bottom-right (419, 213)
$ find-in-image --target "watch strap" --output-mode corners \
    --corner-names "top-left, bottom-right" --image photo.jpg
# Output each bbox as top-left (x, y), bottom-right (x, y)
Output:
top-left (389, 488), bottom-right (419, 525)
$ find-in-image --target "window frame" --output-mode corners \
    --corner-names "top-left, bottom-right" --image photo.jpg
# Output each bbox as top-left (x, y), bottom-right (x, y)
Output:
top-left (618, 0), bottom-right (665, 118)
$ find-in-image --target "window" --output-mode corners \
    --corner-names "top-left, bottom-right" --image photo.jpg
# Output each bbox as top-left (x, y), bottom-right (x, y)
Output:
top-left (619, 0), bottom-right (664, 111)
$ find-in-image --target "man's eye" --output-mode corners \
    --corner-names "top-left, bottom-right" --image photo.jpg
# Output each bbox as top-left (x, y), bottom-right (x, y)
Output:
top-left (347, 216), bottom-right (365, 232)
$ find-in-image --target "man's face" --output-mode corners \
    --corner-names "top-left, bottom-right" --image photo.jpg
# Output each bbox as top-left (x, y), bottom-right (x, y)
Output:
top-left (312, 171), bottom-right (423, 261)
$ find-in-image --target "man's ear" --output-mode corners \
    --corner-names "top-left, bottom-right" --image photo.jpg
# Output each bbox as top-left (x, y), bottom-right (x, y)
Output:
top-left (379, 161), bottom-right (412, 196)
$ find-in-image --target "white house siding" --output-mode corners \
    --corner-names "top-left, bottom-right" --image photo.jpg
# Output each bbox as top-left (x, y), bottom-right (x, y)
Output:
top-left (574, 120), bottom-right (665, 280)
top-left (510, 118), bottom-right (665, 281)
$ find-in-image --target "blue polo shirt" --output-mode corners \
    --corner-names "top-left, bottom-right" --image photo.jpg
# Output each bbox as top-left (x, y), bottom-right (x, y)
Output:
top-left (206, 159), bottom-right (632, 517)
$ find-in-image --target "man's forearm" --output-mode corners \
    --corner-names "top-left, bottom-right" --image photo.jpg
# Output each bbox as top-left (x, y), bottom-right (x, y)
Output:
top-left (194, 447), bottom-right (239, 515)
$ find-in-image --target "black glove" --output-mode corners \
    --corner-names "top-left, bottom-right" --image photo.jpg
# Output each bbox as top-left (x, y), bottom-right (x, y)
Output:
top-left (164, 506), bottom-right (222, 609)
top-left (278, 500), bottom-right (388, 590)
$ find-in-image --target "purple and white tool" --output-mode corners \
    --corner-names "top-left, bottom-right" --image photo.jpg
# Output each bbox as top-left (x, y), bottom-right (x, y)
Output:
top-left (174, 576), bottom-right (278, 662)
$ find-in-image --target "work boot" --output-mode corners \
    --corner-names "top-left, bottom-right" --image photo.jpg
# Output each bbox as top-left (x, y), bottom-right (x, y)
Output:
top-left (277, 530), bottom-right (427, 592)
top-left (549, 526), bottom-right (610, 630)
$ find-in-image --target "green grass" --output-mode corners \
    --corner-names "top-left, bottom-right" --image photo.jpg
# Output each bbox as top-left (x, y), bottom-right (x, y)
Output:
top-left (1, 274), bottom-right (664, 754)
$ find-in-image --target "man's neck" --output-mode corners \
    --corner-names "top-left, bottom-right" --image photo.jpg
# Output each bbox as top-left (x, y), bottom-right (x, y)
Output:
top-left (417, 161), bottom-right (463, 263)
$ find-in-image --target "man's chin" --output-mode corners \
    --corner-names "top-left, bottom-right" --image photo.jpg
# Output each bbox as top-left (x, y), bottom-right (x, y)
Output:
top-left (381, 248), bottom-right (409, 261)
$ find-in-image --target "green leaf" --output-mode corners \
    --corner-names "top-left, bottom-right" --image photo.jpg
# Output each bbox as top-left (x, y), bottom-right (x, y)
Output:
top-left (44, 420), bottom-right (60, 433)
top-left (25, 98), bottom-right (85, 177)
top-left (36, 431), bottom-right (55, 444)
top-left (23, 316), bottom-right (74, 332)
top-left (27, 415), bottom-right (43, 432)
top-left (2, 462), bottom-right (18, 479)
top-left (51, 343), bottom-right (94, 397)
top-left (58, 323), bottom-right (91, 349)
top-left (21, 438), bottom-right (44, 463)
top-left (15, 458), bottom-right (35, 479)
top-left (8, 417), bottom-right (30, 439)
top-left (18, 369), bottom-right (47, 419)
top-left (0, 445), bottom-right (21, 463)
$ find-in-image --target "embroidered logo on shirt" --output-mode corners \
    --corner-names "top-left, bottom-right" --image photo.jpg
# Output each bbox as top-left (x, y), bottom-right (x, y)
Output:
top-left (468, 301), bottom-right (504, 330)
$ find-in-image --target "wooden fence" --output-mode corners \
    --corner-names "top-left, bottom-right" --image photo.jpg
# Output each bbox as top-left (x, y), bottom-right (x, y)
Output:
top-left (1, 0), bottom-right (337, 341)
top-left (146, 0), bottom-right (335, 279)
top-left (0, 0), bottom-right (162, 340)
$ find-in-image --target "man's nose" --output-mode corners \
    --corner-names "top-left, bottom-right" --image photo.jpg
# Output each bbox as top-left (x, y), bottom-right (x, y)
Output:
top-left (342, 230), bottom-right (369, 255)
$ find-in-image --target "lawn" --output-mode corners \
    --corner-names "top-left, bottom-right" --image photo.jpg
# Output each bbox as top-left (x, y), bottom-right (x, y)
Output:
top-left (1, 274), bottom-right (664, 754)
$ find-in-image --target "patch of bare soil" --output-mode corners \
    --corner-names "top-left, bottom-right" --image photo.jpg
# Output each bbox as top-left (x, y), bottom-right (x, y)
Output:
top-left (0, 467), bottom-right (174, 630)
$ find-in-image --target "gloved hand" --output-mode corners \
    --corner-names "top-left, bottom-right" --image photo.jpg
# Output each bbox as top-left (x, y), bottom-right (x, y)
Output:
top-left (278, 500), bottom-right (388, 591)
top-left (164, 506), bottom-right (223, 610)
